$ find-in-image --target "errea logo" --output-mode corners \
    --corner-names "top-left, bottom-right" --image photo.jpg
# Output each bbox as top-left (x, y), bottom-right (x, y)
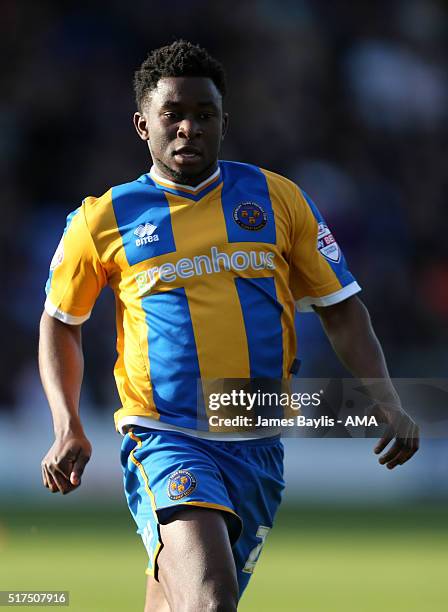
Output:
top-left (134, 222), bottom-right (159, 247)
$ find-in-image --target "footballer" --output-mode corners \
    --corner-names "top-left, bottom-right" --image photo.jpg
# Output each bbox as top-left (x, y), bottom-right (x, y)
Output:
top-left (39, 40), bottom-right (419, 611)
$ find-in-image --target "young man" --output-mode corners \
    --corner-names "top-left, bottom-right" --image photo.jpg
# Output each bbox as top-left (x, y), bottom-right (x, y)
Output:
top-left (40, 40), bottom-right (419, 611)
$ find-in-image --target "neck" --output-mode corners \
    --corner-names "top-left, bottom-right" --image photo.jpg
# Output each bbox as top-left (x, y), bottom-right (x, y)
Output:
top-left (152, 159), bottom-right (218, 187)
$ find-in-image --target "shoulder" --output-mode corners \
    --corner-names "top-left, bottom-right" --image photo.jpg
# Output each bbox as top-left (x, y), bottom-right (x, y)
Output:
top-left (263, 167), bottom-right (304, 206)
top-left (80, 188), bottom-right (113, 236)
top-left (262, 169), bottom-right (314, 217)
top-left (260, 166), bottom-right (298, 193)
top-left (81, 174), bottom-right (153, 230)
top-left (82, 174), bottom-right (149, 212)
top-left (111, 173), bottom-right (154, 201)
top-left (220, 160), bottom-right (303, 204)
top-left (220, 160), bottom-right (294, 186)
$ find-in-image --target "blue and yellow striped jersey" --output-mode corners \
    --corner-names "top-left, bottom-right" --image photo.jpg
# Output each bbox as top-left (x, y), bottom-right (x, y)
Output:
top-left (45, 161), bottom-right (360, 433)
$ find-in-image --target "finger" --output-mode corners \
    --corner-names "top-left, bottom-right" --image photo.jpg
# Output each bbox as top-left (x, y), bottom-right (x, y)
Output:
top-left (378, 440), bottom-right (403, 465)
top-left (48, 465), bottom-right (71, 494)
top-left (41, 465), bottom-right (48, 488)
top-left (56, 465), bottom-right (80, 494)
top-left (392, 439), bottom-right (419, 466)
top-left (70, 452), bottom-right (90, 486)
top-left (43, 466), bottom-right (59, 493)
top-left (53, 465), bottom-right (80, 495)
top-left (374, 427), bottom-right (394, 454)
top-left (386, 448), bottom-right (410, 470)
top-left (383, 420), bottom-right (419, 466)
top-left (53, 464), bottom-right (72, 481)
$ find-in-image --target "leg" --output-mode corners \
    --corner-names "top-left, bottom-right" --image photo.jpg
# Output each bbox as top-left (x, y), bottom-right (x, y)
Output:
top-left (144, 576), bottom-right (170, 612)
top-left (157, 507), bottom-right (239, 612)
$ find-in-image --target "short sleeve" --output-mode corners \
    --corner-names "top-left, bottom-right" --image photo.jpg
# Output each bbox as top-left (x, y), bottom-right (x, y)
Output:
top-left (44, 203), bottom-right (107, 324)
top-left (289, 187), bottom-right (361, 312)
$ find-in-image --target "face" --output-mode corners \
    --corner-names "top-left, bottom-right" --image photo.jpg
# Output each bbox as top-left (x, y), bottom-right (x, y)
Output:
top-left (134, 76), bottom-right (228, 186)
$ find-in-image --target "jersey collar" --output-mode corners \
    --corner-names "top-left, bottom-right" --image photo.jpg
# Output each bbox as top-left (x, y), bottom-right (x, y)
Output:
top-left (148, 165), bottom-right (222, 201)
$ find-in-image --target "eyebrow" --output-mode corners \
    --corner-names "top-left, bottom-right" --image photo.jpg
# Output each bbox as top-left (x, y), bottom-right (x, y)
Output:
top-left (160, 99), bottom-right (218, 108)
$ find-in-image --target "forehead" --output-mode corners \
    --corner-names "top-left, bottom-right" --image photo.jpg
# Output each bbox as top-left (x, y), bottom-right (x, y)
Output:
top-left (148, 76), bottom-right (222, 108)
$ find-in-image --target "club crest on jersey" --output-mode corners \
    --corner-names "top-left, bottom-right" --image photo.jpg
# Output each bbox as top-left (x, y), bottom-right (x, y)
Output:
top-left (317, 223), bottom-right (341, 263)
top-left (167, 469), bottom-right (197, 500)
top-left (134, 222), bottom-right (159, 247)
top-left (233, 202), bottom-right (267, 231)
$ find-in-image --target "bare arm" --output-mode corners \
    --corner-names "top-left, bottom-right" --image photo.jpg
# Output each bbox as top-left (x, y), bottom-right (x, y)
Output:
top-left (314, 295), bottom-right (419, 468)
top-left (39, 311), bottom-right (92, 494)
top-left (315, 295), bottom-right (393, 380)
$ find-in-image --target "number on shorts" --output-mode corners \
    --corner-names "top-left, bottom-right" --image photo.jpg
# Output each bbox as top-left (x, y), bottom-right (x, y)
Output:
top-left (242, 525), bottom-right (271, 573)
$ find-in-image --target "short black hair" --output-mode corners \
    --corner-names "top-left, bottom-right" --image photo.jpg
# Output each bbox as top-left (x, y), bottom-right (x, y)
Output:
top-left (134, 39), bottom-right (227, 110)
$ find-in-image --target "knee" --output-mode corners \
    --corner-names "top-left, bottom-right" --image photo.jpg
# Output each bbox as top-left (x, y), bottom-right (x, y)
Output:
top-left (199, 576), bottom-right (238, 611)
top-left (200, 598), bottom-right (237, 612)
top-left (174, 570), bottom-right (238, 611)
top-left (189, 592), bottom-right (237, 611)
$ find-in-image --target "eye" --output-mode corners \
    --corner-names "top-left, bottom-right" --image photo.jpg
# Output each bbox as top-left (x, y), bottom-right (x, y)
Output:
top-left (163, 112), bottom-right (178, 120)
top-left (199, 112), bottom-right (214, 120)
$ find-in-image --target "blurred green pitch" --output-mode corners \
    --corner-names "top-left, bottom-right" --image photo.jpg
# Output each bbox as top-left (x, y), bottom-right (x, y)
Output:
top-left (1, 505), bottom-right (447, 611)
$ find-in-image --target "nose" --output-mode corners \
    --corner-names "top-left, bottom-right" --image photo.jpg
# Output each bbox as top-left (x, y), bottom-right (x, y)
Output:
top-left (177, 118), bottom-right (203, 139)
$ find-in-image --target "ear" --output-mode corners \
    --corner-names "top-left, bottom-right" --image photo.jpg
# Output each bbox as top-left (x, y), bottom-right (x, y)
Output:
top-left (221, 112), bottom-right (229, 141)
top-left (133, 112), bottom-right (150, 141)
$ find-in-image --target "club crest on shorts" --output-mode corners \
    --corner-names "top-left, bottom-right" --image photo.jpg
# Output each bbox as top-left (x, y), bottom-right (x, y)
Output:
top-left (317, 222), bottom-right (341, 263)
top-left (167, 470), bottom-right (197, 500)
top-left (233, 202), bottom-right (267, 231)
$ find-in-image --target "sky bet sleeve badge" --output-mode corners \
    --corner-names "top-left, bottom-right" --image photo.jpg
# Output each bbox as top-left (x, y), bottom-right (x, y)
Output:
top-left (167, 470), bottom-right (197, 500)
top-left (317, 222), bottom-right (341, 263)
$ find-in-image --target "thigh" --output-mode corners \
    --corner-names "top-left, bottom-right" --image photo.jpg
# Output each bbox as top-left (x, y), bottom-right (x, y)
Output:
top-left (157, 507), bottom-right (239, 611)
top-left (121, 429), bottom-right (242, 581)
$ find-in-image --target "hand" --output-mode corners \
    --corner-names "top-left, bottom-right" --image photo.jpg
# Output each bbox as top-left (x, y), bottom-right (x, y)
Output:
top-left (372, 404), bottom-right (419, 469)
top-left (41, 433), bottom-right (92, 494)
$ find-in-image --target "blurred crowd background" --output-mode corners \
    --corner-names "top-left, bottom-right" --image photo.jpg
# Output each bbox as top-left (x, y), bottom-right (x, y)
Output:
top-left (2, 0), bottom-right (447, 412)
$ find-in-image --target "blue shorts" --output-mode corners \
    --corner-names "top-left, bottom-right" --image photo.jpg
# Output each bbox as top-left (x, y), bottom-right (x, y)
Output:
top-left (120, 427), bottom-right (285, 596)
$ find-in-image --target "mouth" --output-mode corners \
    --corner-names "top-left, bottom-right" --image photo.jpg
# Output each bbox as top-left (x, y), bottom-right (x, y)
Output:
top-left (173, 145), bottom-right (203, 165)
